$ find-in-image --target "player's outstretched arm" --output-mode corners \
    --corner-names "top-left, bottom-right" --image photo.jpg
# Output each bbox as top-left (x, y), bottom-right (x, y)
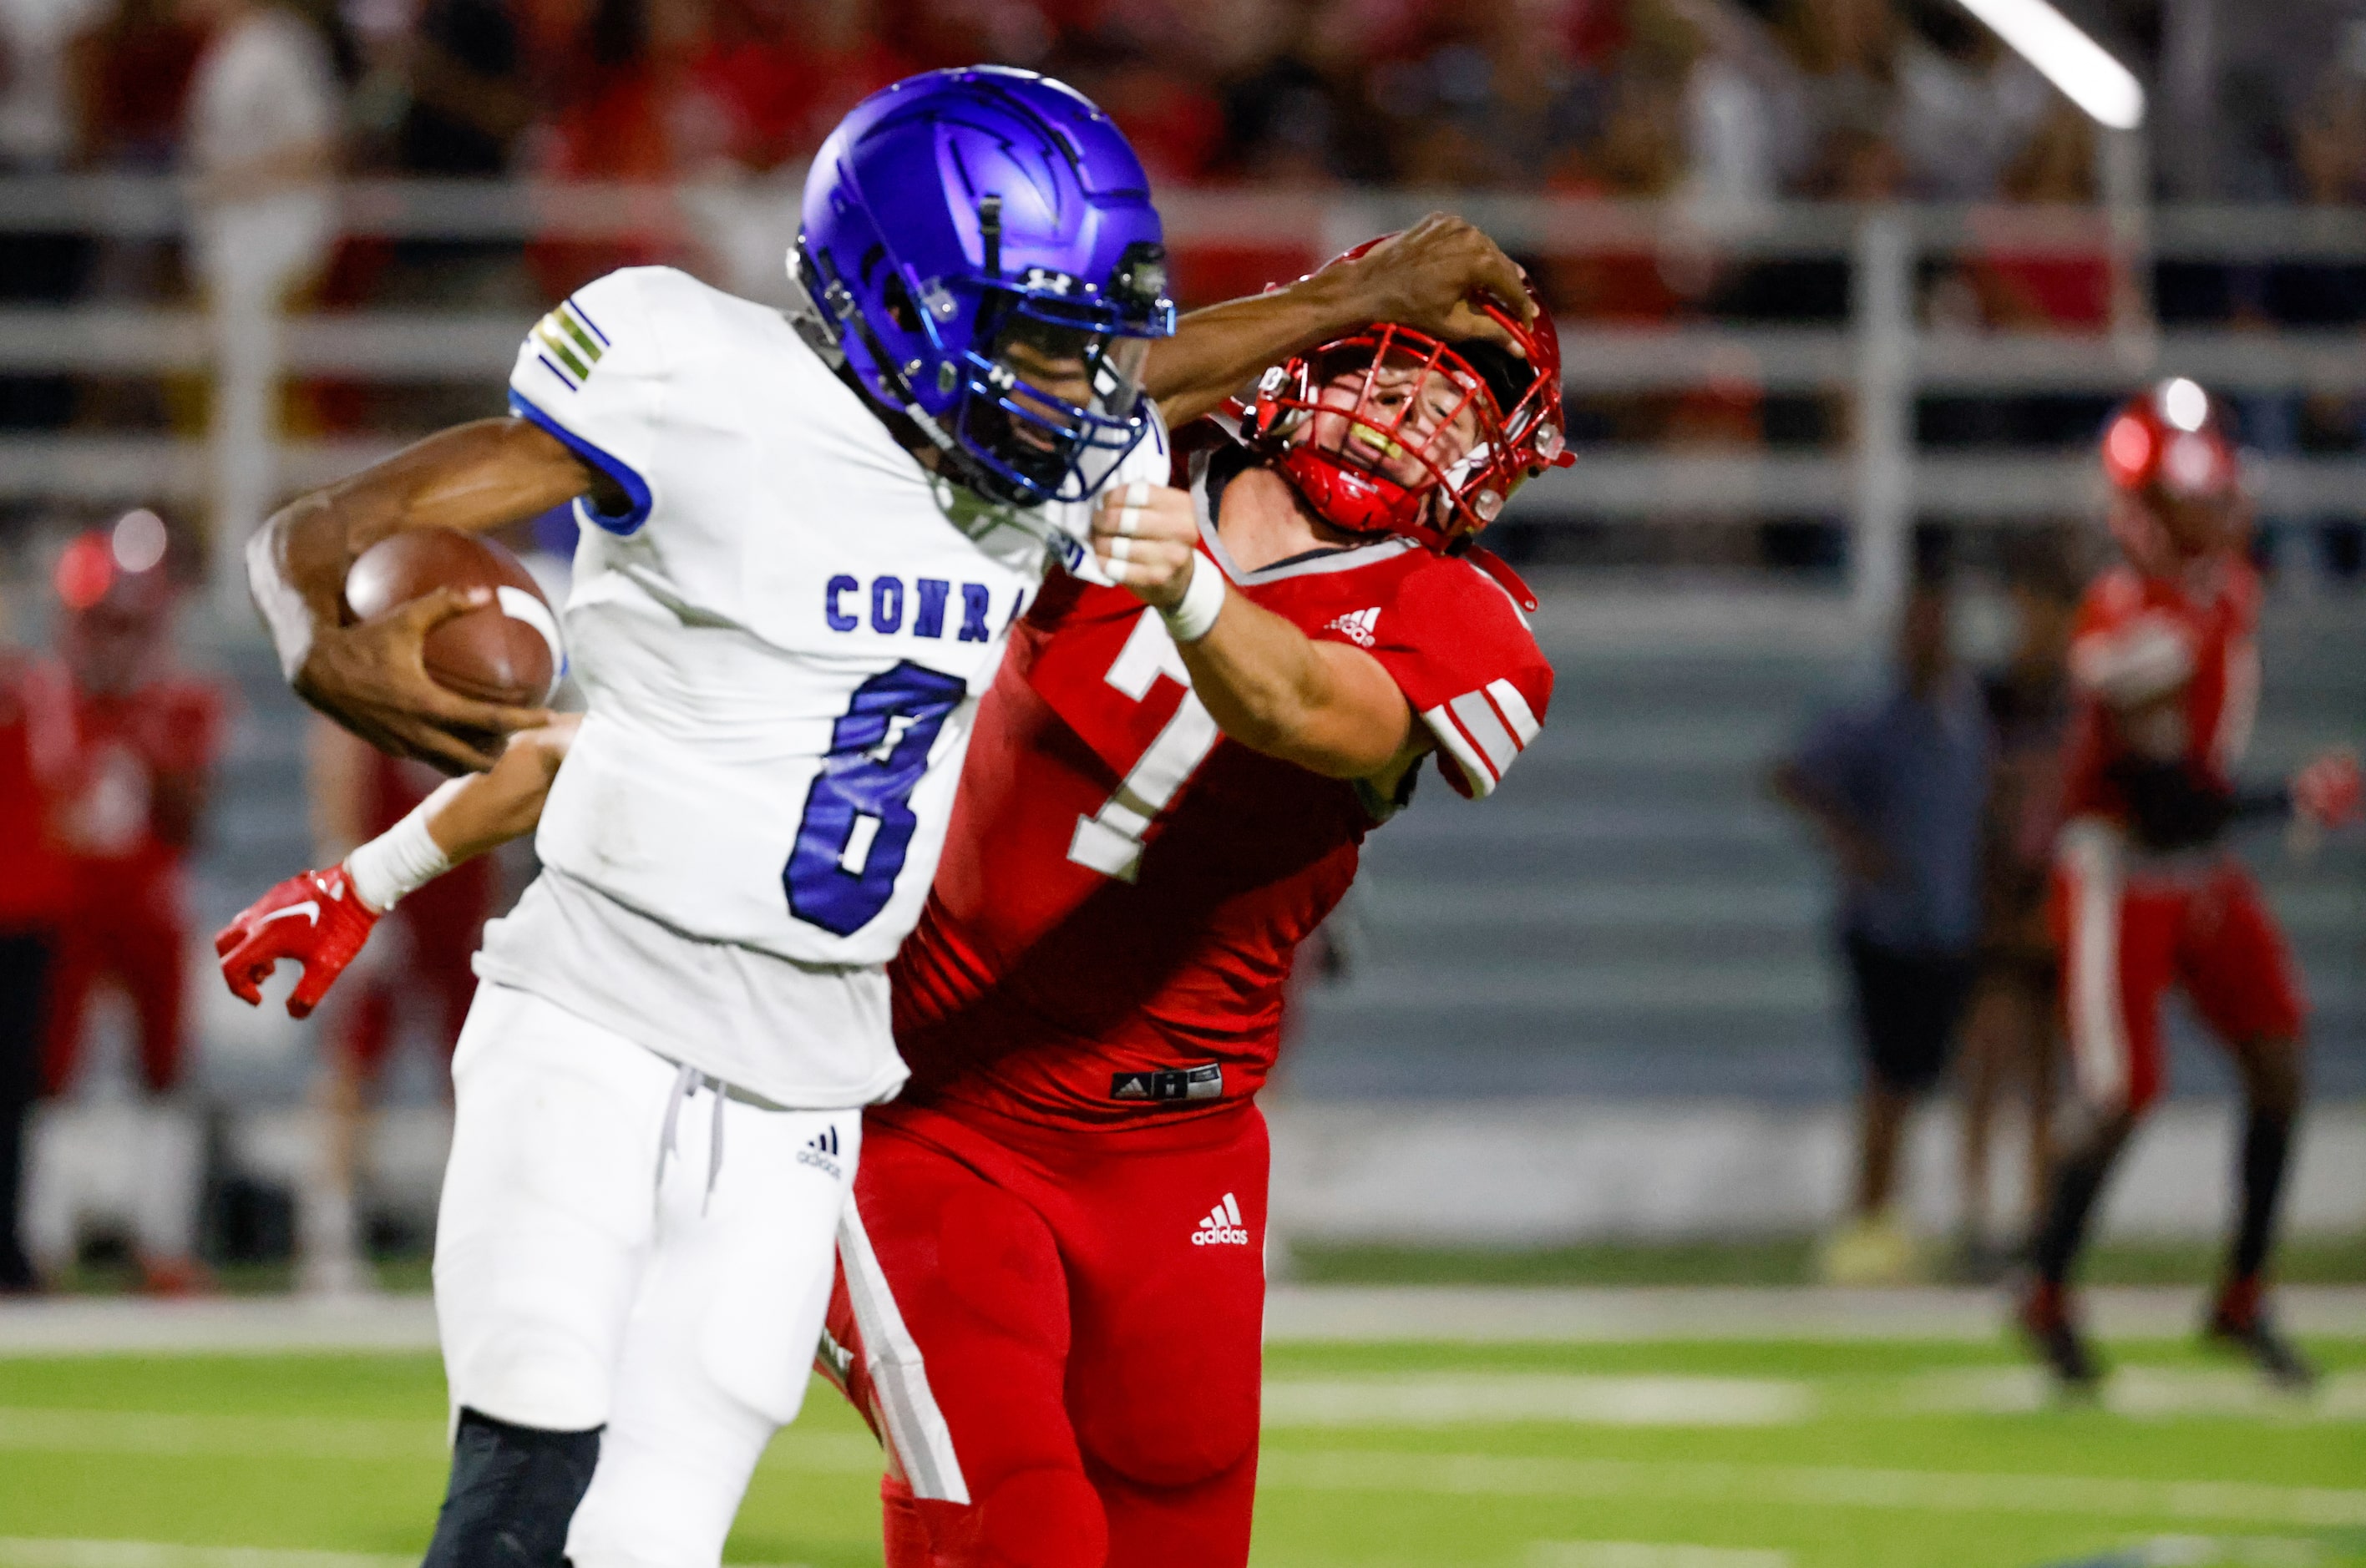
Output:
top-left (1092, 484), bottom-right (1416, 778)
top-left (215, 716), bottom-right (578, 1018)
top-left (1144, 215), bottom-right (1534, 429)
top-left (249, 417), bottom-right (608, 774)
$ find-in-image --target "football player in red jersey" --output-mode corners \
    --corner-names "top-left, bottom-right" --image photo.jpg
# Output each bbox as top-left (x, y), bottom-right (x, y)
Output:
top-left (819, 277), bottom-right (1563, 1568)
top-left (38, 518), bottom-right (231, 1293)
top-left (2019, 378), bottom-right (2361, 1393)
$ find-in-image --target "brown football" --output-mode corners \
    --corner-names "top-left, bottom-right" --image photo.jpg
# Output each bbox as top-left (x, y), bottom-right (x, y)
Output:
top-left (342, 529), bottom-right (561, 708)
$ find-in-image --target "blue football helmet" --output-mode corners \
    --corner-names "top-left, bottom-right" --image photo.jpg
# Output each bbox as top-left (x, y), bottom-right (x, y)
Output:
top-left (796, 66), bottom-right (1178, 508)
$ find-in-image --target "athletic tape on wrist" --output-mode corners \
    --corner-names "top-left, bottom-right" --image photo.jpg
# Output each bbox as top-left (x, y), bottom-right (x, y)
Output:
top-left (345, 781), bottom-right (459, 913)
top-left (1160, 554), bottom-right (1226, 644)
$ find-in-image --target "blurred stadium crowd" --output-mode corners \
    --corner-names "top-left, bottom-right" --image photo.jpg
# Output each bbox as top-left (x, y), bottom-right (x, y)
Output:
top-left (1, 0), bottom-right (2363, 286)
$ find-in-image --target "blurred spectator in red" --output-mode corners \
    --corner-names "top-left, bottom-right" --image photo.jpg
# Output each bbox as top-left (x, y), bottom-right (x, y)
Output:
top-left (0, 628), bottom-right (74, 1294)
top-left (525, 0), bottom-right (703, 297)
top-left (1965, 103), bottom-right (2110, 331)
top-left (37, 515), bottom-right (231, 1295)
top-left (1058, 31), bottom-right (1224, 185)
top-left (68, 0), bottom-right (205, 170)
top-left (295, 720), bottom-right (495, 1296)
top-left (684, 0), bottom-right (910, 170)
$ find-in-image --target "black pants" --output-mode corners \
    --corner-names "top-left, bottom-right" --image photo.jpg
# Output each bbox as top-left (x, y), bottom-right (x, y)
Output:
top-left (1843, 932), bottom-right (1977, 1096)
top-left (0, 930), bottom-right (49, 1290)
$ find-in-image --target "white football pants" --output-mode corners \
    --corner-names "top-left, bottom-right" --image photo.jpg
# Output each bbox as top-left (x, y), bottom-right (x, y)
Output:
top-left (433, 982), bottom-right (860, 1568)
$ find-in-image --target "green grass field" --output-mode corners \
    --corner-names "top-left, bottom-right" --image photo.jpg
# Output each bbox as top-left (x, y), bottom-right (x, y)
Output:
top-left (0, 1333), bottom-right (2359, 1568)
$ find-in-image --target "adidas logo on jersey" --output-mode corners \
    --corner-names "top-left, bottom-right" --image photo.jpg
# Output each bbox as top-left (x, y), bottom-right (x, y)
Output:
top-left (1324, 608), bottom-right (1381, 648)
top-left (1192, 1192), bottom-right (1250, 1247)
top-left (797, 1125), bottom-right (844, 1180)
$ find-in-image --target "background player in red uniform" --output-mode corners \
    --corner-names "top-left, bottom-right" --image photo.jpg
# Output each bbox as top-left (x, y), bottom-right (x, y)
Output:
top-left (36, 518), bottom-right (230, 1293)
top-left (2019, 378), bottom-right (2362, 1392)
top-left (821, 276), bottom-right (1563, 1568)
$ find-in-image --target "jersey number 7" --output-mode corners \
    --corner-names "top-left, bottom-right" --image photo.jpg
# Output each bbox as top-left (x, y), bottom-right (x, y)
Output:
top-left (1067, 609), bottom-right (1222, 883)
top-left (784, 661), bottom-right (968, 937)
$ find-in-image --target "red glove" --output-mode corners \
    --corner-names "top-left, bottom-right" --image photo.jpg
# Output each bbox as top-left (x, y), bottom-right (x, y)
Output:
top-left (2293, 748), bottom-right (2363, 832)
top-left (214, 864), bottom-right (380, 1019)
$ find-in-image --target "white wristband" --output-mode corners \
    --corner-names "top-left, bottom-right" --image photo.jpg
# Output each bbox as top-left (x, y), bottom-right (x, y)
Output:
top-left (344, 781), bottom-right (460, 913)
top-left (1161, 554), bottom-right (1226, 644)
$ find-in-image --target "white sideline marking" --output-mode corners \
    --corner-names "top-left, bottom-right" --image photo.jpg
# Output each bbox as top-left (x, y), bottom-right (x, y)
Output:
top-left (0, 1547), bottom-right (813, 1568)
top-left (1904, 1367), bottom-right (2366, 1422)
top-left (1257, 1449), bottom-right (2366, 1527)
top-left (0, 1407), bottom-right (440, 1459)
top-left (1532, 1545), bottom-right (1792, 1568)
top-left (1262, 1375), bottom-right (1809, 1428)
top-left (0, 1408), bottom-right (883, 1477)
top-left (3, 1287), bottom-right (2361, 1356)
top-left (0, 1541), bottom-right (412, 1568)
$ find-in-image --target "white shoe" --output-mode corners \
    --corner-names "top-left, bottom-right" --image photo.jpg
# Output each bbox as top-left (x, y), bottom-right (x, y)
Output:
top-left (1816, 1211), bottom-right (1923, 1287)
top-left (296, 1250), bottom-right (377, 1299)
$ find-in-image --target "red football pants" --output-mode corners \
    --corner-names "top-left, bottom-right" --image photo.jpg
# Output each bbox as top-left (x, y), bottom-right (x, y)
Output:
top-left (2051, 825), bottom-right (2305, 1115)
top-left (328, 862), bottom-right (488, 1077)
top-left (43, 898), bottom-right (187, 1097)
top-left (825, 1100), bottom-right (1268, 1568)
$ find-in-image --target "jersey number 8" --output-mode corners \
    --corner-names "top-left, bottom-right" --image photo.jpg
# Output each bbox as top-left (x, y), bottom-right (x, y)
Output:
top-left (783, 661), bottom-right (967, 937)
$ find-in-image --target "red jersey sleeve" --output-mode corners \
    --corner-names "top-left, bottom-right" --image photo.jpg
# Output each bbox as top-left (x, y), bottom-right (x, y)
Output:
top-left (1353, 554), bottom-right (1553, 800)
top-left (2067, 568), bottom-right (2192, 708)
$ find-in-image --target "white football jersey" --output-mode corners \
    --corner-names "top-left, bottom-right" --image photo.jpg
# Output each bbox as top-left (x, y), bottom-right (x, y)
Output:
top-left (473, 266), bottom-right (1168, 1106)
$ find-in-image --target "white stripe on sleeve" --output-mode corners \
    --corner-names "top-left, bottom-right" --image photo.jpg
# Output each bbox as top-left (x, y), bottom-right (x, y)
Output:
top-left (1420, 702), bottom-right (1498, 797)
top-left (1450, 690), bottom-right (1520, 776)
top-left (1486, 679), bottom-right (1540, 746)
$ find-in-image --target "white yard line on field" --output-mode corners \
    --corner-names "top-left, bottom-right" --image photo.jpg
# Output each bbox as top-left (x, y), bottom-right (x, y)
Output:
top-left (3, 1287), bottom-right (2361, 1356)
top-left (1531, 1544), bottom-right (1794, 1568)
top-left (0, 1540), bottom-right (413, 1568)
top-left (0, 1408), bottom-right (882, 1475)
top-left (1901, 1366), bottom-right (2366, 1421)
top-left (1257, 1449), bottom-right (2366, 1528)
top-left (0, 1545), bottom-right (813, 1568)
top-left (1261, 1285), bottom-right (2366, 1343)
top-left (1261, 1375), bottom-right (1811, 1428)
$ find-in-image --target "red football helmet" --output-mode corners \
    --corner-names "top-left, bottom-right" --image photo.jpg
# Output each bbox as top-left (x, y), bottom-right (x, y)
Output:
top-left (2099, 377), bottom-right (2247, 569)
top-left (1242, 245), bottom-right (1571, 553)
top-left (56, 512), bottom-right (175, 695)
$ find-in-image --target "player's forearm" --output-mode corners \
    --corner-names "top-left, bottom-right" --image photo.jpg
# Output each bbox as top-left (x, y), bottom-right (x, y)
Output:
top-left (251, 417), bottom-right (595, 680)
top-left (423, 716), bottom-right (574, 862)
top-left (346, 717), bottom-right (574, 908)
top-left (1147, 265), bottom-right (1386, 429)
top-left (1178, 593), bottom-right (1413, 778)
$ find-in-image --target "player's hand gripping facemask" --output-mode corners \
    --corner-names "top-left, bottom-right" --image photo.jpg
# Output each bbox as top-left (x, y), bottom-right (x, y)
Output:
top-left (1239, 255), bottom-right (1570, 554)
top-left (794, 66), bottom-right (1178, 509)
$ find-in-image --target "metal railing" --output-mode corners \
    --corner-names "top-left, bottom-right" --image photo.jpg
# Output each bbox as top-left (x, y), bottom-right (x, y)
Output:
top-left (4, 179), bottom-right (2364, 624)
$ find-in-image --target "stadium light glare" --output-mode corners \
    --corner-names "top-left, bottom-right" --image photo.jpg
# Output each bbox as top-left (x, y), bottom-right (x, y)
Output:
top-left (1953, 0), bottom-right (2147, 129)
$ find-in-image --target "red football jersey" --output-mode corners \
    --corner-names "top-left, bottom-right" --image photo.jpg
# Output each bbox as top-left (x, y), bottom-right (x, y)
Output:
top-left (50, 670), bottom-right (228, 892)
top-left (889, 467), bottom-right (1553, 1128)
top-left (2059, 556), bottom-right (2259, 827)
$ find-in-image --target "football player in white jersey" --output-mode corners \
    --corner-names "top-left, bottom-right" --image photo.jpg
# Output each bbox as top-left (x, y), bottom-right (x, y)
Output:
top-left (232, 66), bottom-right (1529, 1568)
